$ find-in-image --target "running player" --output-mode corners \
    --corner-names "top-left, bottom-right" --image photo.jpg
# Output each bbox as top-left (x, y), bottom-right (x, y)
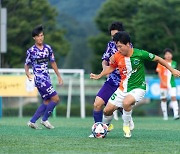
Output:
top-left (25, 25), bottom-right (63, 129)
top-left (156, 48), bottom-right (179, 120)
top-left (90, 31), bottom-right (180, 138)
top-left (89, 22), bottom-right (134, 138)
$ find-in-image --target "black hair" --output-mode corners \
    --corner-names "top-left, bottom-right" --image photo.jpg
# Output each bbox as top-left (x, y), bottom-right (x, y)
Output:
top-left (113, 31), bottom-right (131, 45)
top-left (32, 25), bottom-right (43, 37)
top-left (163, 48), bottom-right (173, 54)
top-left (109, 22), bottom-right (124, 35)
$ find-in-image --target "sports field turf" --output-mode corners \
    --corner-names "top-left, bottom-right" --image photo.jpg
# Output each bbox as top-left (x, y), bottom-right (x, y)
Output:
top-left (0, 117), bottom-right (180, 154)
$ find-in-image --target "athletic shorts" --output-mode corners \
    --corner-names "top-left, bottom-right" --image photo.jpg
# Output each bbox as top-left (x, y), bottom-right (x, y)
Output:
top-left (36, 81), bottom-right (57, 100)
top-left (108, 88), bottom-right (146, 108)
top-left (160, 87), bottom-right (177, 99)
top-left (96, 81), bottom-right (118, 105)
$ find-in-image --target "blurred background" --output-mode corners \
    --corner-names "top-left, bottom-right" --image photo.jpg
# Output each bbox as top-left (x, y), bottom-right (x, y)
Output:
top-left (0, 0), bottom-right (180, 118)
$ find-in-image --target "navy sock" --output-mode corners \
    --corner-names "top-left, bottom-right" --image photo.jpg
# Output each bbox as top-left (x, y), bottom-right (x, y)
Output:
top-left (42, 101), bottom-right (57, 121)
top-left (93, 110), bottom-right (103, 123)
top-left (30, 103), bottom-right (47, 123)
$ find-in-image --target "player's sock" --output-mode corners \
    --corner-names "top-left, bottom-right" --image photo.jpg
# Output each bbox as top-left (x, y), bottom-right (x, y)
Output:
top-left (93, 110), bottom-right (103, 123)
top-left (170, 101), bottom-right (179, 118)
top-left (161, 101), bottom-right (168, 119)
top-left (30, 103), bottom-right (47, 123)
top-left (122, 109), bottom-right (132, 126)
top-left (102, 114), bottom-right (113, 125)
top-left (42, 101), bottom-right (57, 121)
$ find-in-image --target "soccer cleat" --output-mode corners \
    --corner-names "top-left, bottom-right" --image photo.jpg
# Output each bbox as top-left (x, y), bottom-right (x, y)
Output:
top-left (163, 116), bottom-right (168, 120)
top-left (88, 134), bottom-right (95, 138)
top-left (107, 124), bottom-right (114, 132)
top-left (123, 125), bottom-right (131, 138)
top-left (129, 118), bottom-right (134, 131)
top-left (174, 115), bottom-right (180, 120)
top-left (40, 120), bottom-right (55, 129)
top-left (27, 121), bottom-right (39, 129)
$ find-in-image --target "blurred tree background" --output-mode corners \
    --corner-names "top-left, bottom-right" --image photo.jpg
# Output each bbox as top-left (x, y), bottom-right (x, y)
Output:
top-left (1, 0), bottom-right (180, 73)
top-left (90, 0), bottom-right (180, 73)
top-left (1, 0), bottom-right (69, 68)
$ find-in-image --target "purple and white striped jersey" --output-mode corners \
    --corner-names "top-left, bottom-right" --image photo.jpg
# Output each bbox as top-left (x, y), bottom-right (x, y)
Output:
top-left (102, 41), bottom-right (121, 86)
top-left (25, 44), bottom-right (55, 87)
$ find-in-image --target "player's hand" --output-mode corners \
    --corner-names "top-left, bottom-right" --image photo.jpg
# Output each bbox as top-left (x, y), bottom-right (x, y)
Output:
top-left (172, 69), bottom-right (180, 77)
top-left (58, 76), bottom-right (63, 85)
top-left (90, 73), bottom-right (101, 80)
top-left (27, 74), bottom-right (33, 81)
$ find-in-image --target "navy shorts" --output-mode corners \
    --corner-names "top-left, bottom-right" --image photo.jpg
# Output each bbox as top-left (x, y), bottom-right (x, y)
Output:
top-left (36, 81), bottom-right (57, 100)
top-left (96, 81), bottom-right (118, 105)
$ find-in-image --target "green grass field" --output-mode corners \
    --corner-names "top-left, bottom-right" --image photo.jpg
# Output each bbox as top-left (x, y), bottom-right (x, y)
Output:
top-left (0, 117), bottom-right (180, 154)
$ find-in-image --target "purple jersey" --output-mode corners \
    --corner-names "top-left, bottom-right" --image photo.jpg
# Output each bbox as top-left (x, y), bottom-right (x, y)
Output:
top-left (25, 44), bottom-right (55, 87)
top-left (102, 41), bottom-right (120, 86)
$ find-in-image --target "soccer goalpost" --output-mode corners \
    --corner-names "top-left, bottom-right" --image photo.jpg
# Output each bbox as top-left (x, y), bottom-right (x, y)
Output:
top-left (0, 68), bottom-right (85, 118)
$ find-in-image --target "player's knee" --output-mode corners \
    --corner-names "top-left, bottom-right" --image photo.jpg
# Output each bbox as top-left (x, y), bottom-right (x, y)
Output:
top-left (103, 109), bottom-right (112, 116)
top-left (94, 103), bottom-right (103, 111)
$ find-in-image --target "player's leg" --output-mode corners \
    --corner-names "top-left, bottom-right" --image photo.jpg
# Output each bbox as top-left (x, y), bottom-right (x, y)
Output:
top-left (27, 86), bottom-right (49, 129)
top-left (94, 82), bottom-right (118, 123)
top-left (160, 88), bottom-right (168, 120)
top-left (93, 96), bottom-right (105, 123)
top-left (169, 87), bottom-right (179, 120)
top-left (123, 89), bottom-right (145, 138)
top-left (41, 89), bottom-right (59, 129)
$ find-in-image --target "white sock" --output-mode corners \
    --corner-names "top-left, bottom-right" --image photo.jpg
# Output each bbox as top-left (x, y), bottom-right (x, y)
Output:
top-left (170, 101), bottom-right (179, 118)
top-left (102, 114), bottom-right (113, 125)
top-left (161, 101), bottom-right (168, 118)
top-left (122, 109), bottom-right (132, 126)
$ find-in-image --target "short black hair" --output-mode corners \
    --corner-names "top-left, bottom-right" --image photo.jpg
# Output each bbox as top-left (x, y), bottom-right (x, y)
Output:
top-left (113, 31), bottom-right (131, 45)
top-left (109, 22), bottom-right (124, 35)
top-left (163, 48), bottom-right (173, 54)
top-left (32, 25), bottom-right (43, 37)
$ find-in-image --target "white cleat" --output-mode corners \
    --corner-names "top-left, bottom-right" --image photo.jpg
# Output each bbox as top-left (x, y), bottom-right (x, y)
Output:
top-left (40, 120), bottom-right (55, 129)
top-left (27, 121), bottom-right (40, 129)
top-left (123, 125), bottom-right (131, 138)
top-left (88, 134), bottom-right (95, 138)
top-left (163, 116), bottom-right (168, 120)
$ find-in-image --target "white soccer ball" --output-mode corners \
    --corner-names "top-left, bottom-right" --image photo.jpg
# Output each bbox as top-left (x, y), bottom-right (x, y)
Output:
top-left (92, 122), bottom-right (108, 138)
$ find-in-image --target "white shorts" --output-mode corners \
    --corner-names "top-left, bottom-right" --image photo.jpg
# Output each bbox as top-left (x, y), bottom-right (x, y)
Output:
top-left (160, 87), bottom-right (177, 99)
top-left (108, 88), bottom-right (146, 108)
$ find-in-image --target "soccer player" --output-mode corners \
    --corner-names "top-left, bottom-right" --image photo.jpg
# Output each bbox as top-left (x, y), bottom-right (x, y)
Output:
top-left (156, 48), bottom-right (179, 120)
top-left (90, 31), bottom-right (180, 138)
top-left (25, 25), bottom-right (63, 129)
top-left (89, 22), bottom-right (134, 138)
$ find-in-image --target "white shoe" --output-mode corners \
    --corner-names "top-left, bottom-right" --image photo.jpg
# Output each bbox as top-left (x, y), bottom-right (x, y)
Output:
top-left (123, 125), bottom-right (131, 138)
top-left (113, 110), bottom-right (119, 121)
top-left (163, 116), bottom-right (168, 120)
top-left (129, 118), bottom-right (134, 131)
top-left (27, 121), bottom-right (40, 129)
top-left (174, 115), bottom-right (180, 120)
top-left (88, 134), bottom-right (94, 138)
top-left (40, 120), bottom-right (55, 129)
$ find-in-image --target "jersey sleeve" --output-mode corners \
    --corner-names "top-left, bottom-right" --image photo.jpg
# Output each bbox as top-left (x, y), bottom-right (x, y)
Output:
top-left (102, 41), bottom-right (115, 62)
top-left (25, 49), bottom-right (32, 66)
top-left (48, 45), bottom-right (55, 62)
top-left (109, 54), bottom-right (118, 68)
top-left (140, 50), bottom-right (155, 61)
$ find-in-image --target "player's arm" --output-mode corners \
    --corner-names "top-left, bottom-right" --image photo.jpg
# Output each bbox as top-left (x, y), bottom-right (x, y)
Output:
top-left (102, 60), bottom-right (108, 70)
top-left (51, 61), bottom-right (63, 85)
top-left (90, 55), bottom-right (116, 80)
top-left (24, 64), bottom-right (33, 81)
top-left (90, 66), bottom-right (115, 80)
top-left (153, 55), bottom-right (180, 77)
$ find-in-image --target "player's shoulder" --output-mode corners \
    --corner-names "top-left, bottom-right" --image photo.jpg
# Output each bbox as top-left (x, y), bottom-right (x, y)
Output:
top-left (27, 45), bottom-right (36, 52)
top-left (107, 41), bottom-right (116, 48)
top-left (44, 44), bottom-right (52, 50)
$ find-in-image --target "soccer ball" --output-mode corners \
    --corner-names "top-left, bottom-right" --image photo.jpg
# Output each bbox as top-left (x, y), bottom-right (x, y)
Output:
top-left (92, 122), bottom-right (108, 138)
